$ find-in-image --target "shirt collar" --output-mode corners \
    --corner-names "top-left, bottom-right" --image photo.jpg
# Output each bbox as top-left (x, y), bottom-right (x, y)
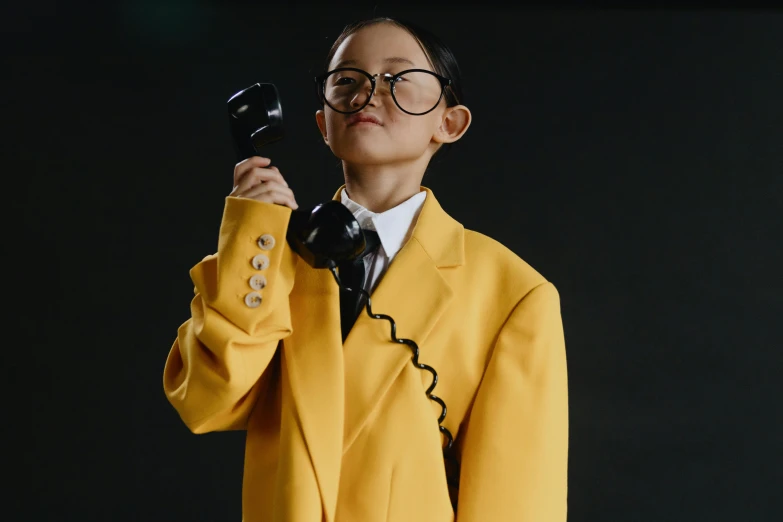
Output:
top-left (340, 187), bottom-right (427, 261)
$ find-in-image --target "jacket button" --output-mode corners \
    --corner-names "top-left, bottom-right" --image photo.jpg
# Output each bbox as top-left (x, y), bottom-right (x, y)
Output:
top-left (249, 274), bottom-right (267, 290)
top-left (244, 291), bottom-right (262, 308)
top-left (251, 253), bottom-right (270, 270)
top-left (257, 234), bottom-right (276, 250)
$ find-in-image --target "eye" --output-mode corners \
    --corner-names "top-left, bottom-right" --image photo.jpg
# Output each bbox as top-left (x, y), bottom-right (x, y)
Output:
top-left (335, 77), bottom-right (355, 85)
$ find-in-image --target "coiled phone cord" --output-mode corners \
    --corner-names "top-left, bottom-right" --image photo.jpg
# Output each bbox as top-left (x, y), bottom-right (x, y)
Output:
top-left (329, 265), bottom-right (454, 451)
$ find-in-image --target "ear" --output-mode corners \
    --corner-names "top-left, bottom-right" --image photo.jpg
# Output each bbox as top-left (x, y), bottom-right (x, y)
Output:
top-left (315, 109), bottom-right (329, 144)
top-left (432, 104), bottom-right (472, 144)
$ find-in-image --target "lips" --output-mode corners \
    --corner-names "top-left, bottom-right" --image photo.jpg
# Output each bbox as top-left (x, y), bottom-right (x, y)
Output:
top-left (346, 113), bottom-right (383, 126)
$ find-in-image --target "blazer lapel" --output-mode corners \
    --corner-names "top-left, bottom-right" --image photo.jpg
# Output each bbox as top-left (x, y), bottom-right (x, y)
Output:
top-left (338, 186), bottom-right (465, 453)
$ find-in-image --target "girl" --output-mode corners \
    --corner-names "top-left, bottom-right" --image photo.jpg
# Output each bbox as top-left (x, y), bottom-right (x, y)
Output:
top-left (163, 16), bottom-right (568, 522)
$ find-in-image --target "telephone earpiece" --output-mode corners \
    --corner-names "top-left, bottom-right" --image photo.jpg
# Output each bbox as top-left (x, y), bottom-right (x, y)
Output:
top-left (227, 83), bottom-right (367, 268)
top-left (227, 83), bottom-right (284, 154)
top-left (286, 200), bottom-right (367, 268)
top-left (226, 82), bottom-right (454, 450)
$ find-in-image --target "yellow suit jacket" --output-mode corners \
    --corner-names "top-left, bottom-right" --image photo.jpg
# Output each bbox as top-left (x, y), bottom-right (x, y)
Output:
top-left (163, 186), bottom-right (568, 522)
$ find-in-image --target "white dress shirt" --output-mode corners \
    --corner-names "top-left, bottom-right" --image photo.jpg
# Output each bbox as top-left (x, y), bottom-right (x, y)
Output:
top-left (340, 187), bottom-right (428, 296)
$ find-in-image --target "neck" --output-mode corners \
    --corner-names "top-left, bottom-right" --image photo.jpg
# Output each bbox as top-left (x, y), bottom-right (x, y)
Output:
top-left (342, 157), bottom-right (428, 213)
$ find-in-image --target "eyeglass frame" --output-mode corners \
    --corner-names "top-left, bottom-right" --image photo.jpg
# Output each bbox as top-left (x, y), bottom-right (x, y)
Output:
top-left (314, 67), bottom-right (453, 116)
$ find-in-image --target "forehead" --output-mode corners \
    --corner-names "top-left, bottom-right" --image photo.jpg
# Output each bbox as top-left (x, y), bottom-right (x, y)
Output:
top-left (330, 23), bottom-right (432, 71)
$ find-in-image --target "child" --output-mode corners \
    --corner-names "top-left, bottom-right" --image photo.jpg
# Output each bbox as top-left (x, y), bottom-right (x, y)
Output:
top-left (163, 16), bottom-right (568, 522)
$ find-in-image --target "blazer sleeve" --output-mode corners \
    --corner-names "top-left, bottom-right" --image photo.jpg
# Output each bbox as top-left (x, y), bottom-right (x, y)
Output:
top-left (162, 196), bottom-right (299, 434)
top-left (455, 281), bottom-right (569, 522)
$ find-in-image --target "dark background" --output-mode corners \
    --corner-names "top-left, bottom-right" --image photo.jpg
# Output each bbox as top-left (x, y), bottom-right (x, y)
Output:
top-left (7, 1), bottom-right (781, 521)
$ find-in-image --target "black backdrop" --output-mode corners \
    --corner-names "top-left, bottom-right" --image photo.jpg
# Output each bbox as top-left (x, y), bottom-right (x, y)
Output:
top-left (8, 2), bottom-right (781, 521)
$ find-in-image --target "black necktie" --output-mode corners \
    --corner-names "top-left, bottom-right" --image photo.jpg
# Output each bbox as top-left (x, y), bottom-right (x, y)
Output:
top-left (339, 229), bottom-right (381, 342)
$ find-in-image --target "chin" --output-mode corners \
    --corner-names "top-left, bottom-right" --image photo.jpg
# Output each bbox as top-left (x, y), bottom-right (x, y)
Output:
top-left (332, 144), bottom-right (400, 165)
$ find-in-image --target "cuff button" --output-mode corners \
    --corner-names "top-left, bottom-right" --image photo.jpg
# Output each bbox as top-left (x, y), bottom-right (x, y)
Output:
top-left (244, 291), bottom-right (263, 308)
top-left (251, 253), bottom-right (270, 270)
top-left (249, 274), bottom-right (267, 290)
top-left (257, 234), bottom-right (276, 250)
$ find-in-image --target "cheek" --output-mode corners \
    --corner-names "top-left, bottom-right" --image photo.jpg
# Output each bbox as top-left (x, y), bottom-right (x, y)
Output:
top-left (326, 116), bottom-right (340, 138)
top-left (390, 115), bottom-right (439, 144)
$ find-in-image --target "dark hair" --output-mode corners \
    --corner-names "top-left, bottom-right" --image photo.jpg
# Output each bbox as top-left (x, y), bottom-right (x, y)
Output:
top-left (321, 17), bottom-right (465, 163)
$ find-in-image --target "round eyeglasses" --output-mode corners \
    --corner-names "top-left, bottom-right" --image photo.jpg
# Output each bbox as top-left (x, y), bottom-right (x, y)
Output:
top-left (314, 67), bottom-right (452, 116)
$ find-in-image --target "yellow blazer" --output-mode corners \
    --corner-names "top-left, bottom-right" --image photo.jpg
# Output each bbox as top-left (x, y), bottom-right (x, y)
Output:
top-left (163, 186), bottom-right (568, 522)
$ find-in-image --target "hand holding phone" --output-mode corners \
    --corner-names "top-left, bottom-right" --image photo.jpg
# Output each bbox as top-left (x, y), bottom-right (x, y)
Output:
top-left (229, 156), bottom-right (299, 210)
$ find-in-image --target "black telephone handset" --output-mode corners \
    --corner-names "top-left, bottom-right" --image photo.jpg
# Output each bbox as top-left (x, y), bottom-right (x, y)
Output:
top-left (227, 83), bottom-right (454, 451)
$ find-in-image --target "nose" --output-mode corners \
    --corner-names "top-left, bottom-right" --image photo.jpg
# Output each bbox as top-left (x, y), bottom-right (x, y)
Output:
top-left (348, 74), bottom-right (393, 109)
top-left (372, 73), bottom-right (394, 95)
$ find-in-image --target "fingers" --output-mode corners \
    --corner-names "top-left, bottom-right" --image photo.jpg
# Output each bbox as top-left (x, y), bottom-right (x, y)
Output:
top-left (234, 156), bottom-right (287, 187)
top-left (229, 156), bottom-right (298, 210)
top-left (233, 156), bottom-right (271, 186)
top-left (233, 162), bottom-right (289, 195)
top-left (242, 182), bottom-right (299, 210)
top-left (233, 168), bottom-right (277, 195)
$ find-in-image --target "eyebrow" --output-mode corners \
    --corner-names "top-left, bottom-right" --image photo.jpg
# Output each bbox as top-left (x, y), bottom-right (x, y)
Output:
top-left (334, 56), bottom-right (416, 69)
